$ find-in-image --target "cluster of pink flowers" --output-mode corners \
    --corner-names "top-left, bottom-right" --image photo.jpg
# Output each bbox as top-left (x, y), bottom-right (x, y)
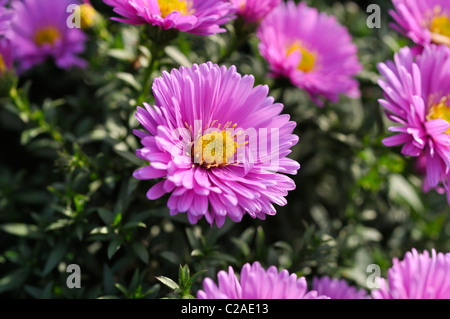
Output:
top-left (124, 0), bottom-right (361, 226)
top-left (379, 0), bottom-right (450, 204)
top-left (197, 248), bottom-right (450, 299)
top-left (5, 0), bottom-right (447, 300)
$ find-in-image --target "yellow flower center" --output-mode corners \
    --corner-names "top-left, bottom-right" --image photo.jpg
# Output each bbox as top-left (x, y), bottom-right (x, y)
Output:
top-left (239, 0), bottom-right (246, 11)
top-left (430, 14), bottom-right (450, 38)
top-left (191, 122), bottom-right (247, 168)
top-left (428, 7), bottom-right (450, 46)
top-left (80, 3), bottom-right (97, 29)
top-left (157, 0), bottom-right (191, 18)
top-left (286, 42), bottom-right (316, 73)
top-left (427, 96), bottom-right (450, 134)
top-left (0, 54), bottom-right (5, 74)
top-left (34, 27), bottom-right (61, 47)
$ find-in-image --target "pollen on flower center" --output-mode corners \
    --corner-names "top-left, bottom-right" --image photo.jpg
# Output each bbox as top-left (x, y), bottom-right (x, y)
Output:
top-left (286, 42), bottom-right (316, 73)
top-left (191, 122), bottom-right (247, 168)
top-left (34, 26), bottom-right (61, 47)
top-left (427, 96), bottom-right (450, 134)
top-left (430, 13), bottom-right (450, 38)
top-left (157, 0), bottom-right (191, 18)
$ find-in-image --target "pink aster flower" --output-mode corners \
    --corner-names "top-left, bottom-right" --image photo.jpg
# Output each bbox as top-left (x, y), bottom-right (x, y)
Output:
top-left (372, 249), bottom-right (450, 299)
top-left (229, 0), bottom-right (280, 24)
top-left (377, 45), bottom-right (450, 203)
top-left (312, 276), bottom-right (370, 299)
top-left (133, 62), bottom-right (300, 227)
top-left (415, 153), bottom-right (446, 196)
top-left (0, 0), bottom-right (13, 36)
top-left (103, 0), bottom-right (235, 35)
top-left (7, 0), bottom-right (87, 72)
top-left (197, 262), bottom-right (329, 299)
top-left (390, 0), bottom-right (450, 49)
top-left (256, 1), bottom-right (362, 105)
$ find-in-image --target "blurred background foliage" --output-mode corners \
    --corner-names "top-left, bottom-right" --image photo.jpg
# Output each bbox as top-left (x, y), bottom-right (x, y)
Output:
top-left (0, 0), bottom-right (449, 299)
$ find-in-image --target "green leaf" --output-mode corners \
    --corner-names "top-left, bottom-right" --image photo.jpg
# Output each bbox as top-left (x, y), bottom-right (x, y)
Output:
top-left (178, 265), bottom-right (187, 284)
top-left (273, 241), bottom-right (294, 254)
top-left (129, 270), bottom-right (141, 292)
top-left (155, 276), bottom-right (179, 290)
top-left (107, 238), bottom-right (123, 259)
top-left (114, 149), bottom-right (145, 167)
top-left (185, 228), bottom-right (200, 249)
top-left (388, 174), bottom-right (424, 212)
top-left (0, 268), bottom-right (28, 294)
top-left (131, 242), bottom-right (149, 264)
top-left (98, 208), bottom-right (114, 225)
top-left (20, 127), bottom-right (46, 145)
top-left (103, 264), bottom-right (115, 295)
top-left (24, 285), bottom-right (42, 298)
top-left (107, 49), bottom-right (135, 61)
top-left (114, 283), bottom-right (128, 296)
top-left (159, 251), bottom-right (180, 264)
top-left (41, 281), bottom-right (54, 299)
top-left (255, 226), bottom-right (265, 257)
top-left (191, 249), bottom-right (203, 257)
top-left (164, 46), bottom-right (191, 67)
top-left (231, 238), bottom-right (250, 257)
top-left (187, 270), bottom-right (208, 287)
top-left (45, 219), bottom-right (72, 231)
top-left (122, 221), bottom-right (146, 230)
top-left (112, 213), bottom-right (122, 228)
top-left (42, 242), bottom-right (67, 276)
top-left (116, 72), bottom-right (142, 91)
top-left (0, 223), bottom-right (42, 238)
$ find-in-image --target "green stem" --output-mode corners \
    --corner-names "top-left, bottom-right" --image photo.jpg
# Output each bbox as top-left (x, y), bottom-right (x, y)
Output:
top-left (138, 46), bottom-right (164, 105)
top-left (10, 86), bottom-right (63, 143)
top-left (217, 31), bottom-right (239, 64)
top-left (9, 86), bottom-right (29, 114)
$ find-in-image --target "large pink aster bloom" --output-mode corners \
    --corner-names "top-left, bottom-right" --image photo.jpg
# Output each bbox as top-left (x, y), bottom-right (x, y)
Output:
top-left (390, 0), bottom-right (450, 49)
top-left (0, 0), bottom-right (13, 36)
top-left (372, 249), bottom-right (450, 299)
top-left (312, 276), bottom-right (370, 299)
top-left (8, 0), bottom-right (87, 72)
top-left (378, 45), bottom-right (450, 203)
top-left (133, 62), bottom-right (300, 227)
top-left (103, 0), bottom-right (235, 35)
top-left (229, 0), bottom-right (280, 24)
top-left (197, 262), bottom-right (329, 299)
top-left (256, 1), bottom-right (361, 105)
